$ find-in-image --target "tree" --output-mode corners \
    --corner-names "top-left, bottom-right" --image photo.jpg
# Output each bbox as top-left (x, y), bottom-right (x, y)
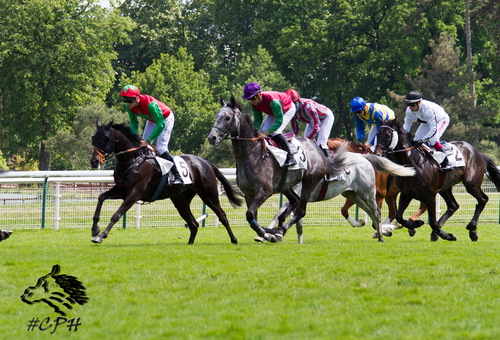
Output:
top-left (0, 0), bottom-right (134, 170)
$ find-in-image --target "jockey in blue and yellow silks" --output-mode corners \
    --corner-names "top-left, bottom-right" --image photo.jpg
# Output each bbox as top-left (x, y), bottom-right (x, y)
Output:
top-left (350, 97), bottom-right (395, 147)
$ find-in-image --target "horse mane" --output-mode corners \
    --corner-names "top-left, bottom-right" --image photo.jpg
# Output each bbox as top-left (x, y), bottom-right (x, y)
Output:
top-left (385, 118), bottom-right (412, 146)
top-left (110, 122), bottom-right (141, 145)
top-left (226, 97), bottom-right (257, 137)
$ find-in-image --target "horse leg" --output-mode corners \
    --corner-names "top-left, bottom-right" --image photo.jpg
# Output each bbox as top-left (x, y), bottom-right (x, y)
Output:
top-left (92, 194), bottom-right (139, 244)
top-left (296, 218), bottom-right (303, 244)
top-left (171, 191), bottom-right (199, 244)
top-left (462, 183), bottom-right (489, 242)
top-left (342, 199), bottom-right (365, 227)
top-left (274, 189), bottom-right (300, 242)
top-left (345, 191), bottom-right (383, 242)
top-left (198, 189), bottom-right (238, 244)
top-left (409, 202), bottom-right (427, 221)
top-left (395, 193), bottom-right (424, 237)
top-left (245, 192), bottom-right (277, 242)
top-left (423, 197), bottom-right (456, 242)
top-left (91, 185), bottom-right (126, 240)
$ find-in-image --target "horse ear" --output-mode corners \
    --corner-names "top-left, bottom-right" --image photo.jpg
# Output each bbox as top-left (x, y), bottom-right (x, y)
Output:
top-left (106, 121), bottom-right (113, 130)
top-left (96, 119), bottom-right (101, 128)
top-left (50, 264), bottom-right (61, 276)
top-left (220, 96), bottom-right (226, 107)
top-left (230, 95), bottom-right (237, 106)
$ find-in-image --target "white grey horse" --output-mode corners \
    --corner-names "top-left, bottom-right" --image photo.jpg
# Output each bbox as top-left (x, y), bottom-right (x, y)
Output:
top-left (267, 143), bottom-right (416, 243)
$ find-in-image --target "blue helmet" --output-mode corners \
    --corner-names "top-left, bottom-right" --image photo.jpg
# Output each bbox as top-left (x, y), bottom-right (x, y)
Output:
top-left (350, 97), bottom-right (366, 112)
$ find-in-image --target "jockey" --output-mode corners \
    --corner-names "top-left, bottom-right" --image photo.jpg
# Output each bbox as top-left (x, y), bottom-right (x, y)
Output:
top-left (350, 97), bottom-right (395, 148)
top-left (243, 82), bottom-right (297, 167)
top-left (119, 85), bottom-right (183, 184)
top-left (403, 90), bottom-right (452, 170)
top-left (286, 89), bottom-right (335, 158)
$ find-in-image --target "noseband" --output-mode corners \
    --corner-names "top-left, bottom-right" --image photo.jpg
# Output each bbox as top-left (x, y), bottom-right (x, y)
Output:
top-left (378, 126), bottom-right (416, 156)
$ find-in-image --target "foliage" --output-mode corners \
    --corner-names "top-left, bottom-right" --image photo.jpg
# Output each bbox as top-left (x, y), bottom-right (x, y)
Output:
top-left (0, 0), bottom-right (134, 170)
top-left (47, 104), bottom-right (128, 170)
top-left (119, 48), bottom-right (226, 155)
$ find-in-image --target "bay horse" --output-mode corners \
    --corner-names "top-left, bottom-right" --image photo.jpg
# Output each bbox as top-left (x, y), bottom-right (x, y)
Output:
top-left (328, 138), bottom-right (426, 235)
top-left (374, 118), bottom-right (500, 241)
top-left (268, 142), bottom-right (416, 243)
top-left (90, 121), bottom-right (243, 244)
top-left (207, 95), bottom-right (328, 243)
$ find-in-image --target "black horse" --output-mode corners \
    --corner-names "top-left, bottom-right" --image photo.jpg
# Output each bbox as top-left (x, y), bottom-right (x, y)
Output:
top-left (374, 118), bottom-right (500, 241)
top-left (90, 121), bottom-right (243, 244)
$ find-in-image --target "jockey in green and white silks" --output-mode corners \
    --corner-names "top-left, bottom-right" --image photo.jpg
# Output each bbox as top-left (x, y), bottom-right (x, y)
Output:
top-left (119, 85), bottom-right (183, 184)
top-left (351, 97), bottom-right (395, 146)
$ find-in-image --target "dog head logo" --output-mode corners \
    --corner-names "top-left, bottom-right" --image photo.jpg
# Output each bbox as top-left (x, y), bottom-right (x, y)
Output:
top-left (20, 264), bottom-right (88, 316)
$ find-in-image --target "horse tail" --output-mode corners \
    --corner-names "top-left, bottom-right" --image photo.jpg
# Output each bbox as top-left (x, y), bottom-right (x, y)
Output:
top-left (209, 163), bottom-right (244, 208)
top-left (362, 154), bottom-right (416, 177)
top-left (482, 154), bottom-right (500, 191)
top-left (327, 142), bottom-right (349, 175)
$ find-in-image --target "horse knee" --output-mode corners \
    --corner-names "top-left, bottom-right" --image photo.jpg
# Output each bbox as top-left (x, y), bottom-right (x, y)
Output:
top-left (341, 207), bottom-right (349, 219)
top-left (246, 211), bottom-right (255, 224)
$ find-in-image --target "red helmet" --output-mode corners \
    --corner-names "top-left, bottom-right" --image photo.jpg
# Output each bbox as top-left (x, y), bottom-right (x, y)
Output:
top-left (119, 85), bottom-right (141, 97)
top-left (285, 89), bottom-right (300, 102)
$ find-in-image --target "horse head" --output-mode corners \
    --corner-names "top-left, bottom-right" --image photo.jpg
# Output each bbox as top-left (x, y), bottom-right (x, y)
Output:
top-left (20, 265), bottom-right (88, 316)
top-left (373, 119), bottom-right (405, 157)
top-left (91, 120), bottom-right (115, 169)
top-left (208, 95), bottom-right (249, 146)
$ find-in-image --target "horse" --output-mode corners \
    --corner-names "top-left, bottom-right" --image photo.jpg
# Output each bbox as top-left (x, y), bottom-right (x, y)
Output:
top-left (90, 121), bottom-right (243, 244)
top-left (207, 95), bottom-right (328, 243)
top-left (374, 118), bottom-right (500, 241)
top-left (20, 265), bottom-right (88, 316)
top-left (268, 142), bottom-right (416, 243)
top-left (0, 229), bottom-right (13, 242)
top-left (328, 138), bottom-right (427, 234)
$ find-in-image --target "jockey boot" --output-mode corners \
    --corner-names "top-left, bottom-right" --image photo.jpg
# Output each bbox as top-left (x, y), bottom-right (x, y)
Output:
top-left (320, 146), bottom-right (330, 158)
top-left (271, 134), bottom-right (297, 167)
top-left (160, 152), bottom-right (184, 185)
top-left (440, 157), bottom-right (452, 171)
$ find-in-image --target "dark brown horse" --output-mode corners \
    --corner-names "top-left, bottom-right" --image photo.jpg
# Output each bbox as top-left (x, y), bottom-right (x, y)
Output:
top-left (328, 138), bottom-right (426, 234)
top-left (90, 121), bottom-right (243, 244)
top-left (374, 118), bottom-right (500, 241)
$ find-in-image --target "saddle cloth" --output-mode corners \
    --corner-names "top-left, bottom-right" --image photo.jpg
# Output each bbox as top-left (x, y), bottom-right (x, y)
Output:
top-left (429, 143), bottom-right (465, 168)
top-left (264, 138), bottom-right (307, 170)
top-left (154, 156), bottom-right (193, 185)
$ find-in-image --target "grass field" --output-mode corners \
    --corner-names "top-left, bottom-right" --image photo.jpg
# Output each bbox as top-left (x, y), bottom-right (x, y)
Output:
top-left (1, 223), bottom-right (500, 339)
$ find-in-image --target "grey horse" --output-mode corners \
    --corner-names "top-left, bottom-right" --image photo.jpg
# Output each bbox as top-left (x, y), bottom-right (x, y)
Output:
top-left (268, 142), bottom-right (416, 243)
top-left (207, 95), bottom-right (328, 242)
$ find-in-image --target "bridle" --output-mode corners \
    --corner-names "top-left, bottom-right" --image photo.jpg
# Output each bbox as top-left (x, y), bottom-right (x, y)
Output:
top-left (377, 126), bottom-right (416, 156)
top-left (213, 107), bottom-right (267, 152)
top-left (93, 145), bottom-right (146, 166)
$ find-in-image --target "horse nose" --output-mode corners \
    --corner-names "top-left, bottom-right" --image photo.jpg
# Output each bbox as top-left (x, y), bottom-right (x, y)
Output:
top-left (90, 158), bottom-right (99, 169)
top-left (207, 133), bottom-right (217, 146)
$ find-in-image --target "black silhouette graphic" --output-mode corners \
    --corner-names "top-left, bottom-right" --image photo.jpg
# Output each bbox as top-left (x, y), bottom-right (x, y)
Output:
top-left (21, 265), bottom-right (88, 316)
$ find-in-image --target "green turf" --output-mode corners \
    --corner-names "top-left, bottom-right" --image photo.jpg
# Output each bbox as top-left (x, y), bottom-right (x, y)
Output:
top-left (1, 224), bottom-right (500, 339)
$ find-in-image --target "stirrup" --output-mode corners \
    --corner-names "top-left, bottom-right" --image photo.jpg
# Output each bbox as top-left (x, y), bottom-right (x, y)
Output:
top-left (170, 175), bottom-right (184, 185)
top-left (283, 155), bottom-right (297, 167)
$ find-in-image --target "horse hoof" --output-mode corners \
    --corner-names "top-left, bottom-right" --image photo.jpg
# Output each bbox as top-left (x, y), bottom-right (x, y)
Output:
top-left (448, 233), bottom-right (457, 241)
top-left (275, 233), bottom-right (283, 242)
top-left (254, 236), bottom-right (265, 243)
top-left (263, 233), bottom-right (277, 243)
top-left (430, 232), bottom-right (439, 242)
top-left (91, 227), bottom-right (100, 237)
top-left (231, 238), bottom-right (238, 244)
top-left (378, 237), bottom-right (384, 243)
top-left (372, 232), bottom-right (379, 239)
top-left (91, 236), bottom-right (102, 244)
top-left (415, 220), bottom-right (425, 228)
top-left (383, 230), bottom-right (393, 237)
top-left (408, 228), bottom-right (416, 237)
top-left (469, 230), bottom-right (478, 242)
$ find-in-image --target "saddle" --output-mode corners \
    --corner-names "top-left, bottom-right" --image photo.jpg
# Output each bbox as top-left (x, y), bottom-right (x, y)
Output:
top-left (263, 132), bottom-right (296, 148)
top-left (419, 142), bottom-right (465, 170)
top-left (264, 134), bottom-right (306, 170)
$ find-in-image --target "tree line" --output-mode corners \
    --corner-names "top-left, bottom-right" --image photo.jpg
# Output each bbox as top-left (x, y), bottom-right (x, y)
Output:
top-left (1, 0), bottom-right (499, 170)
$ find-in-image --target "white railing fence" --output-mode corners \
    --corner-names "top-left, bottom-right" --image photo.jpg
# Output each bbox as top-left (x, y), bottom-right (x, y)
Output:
top-left (1, 170), bottom-right (499, 230)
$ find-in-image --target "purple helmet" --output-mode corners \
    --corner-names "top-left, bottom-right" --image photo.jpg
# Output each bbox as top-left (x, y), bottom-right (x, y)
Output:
top-left (242, 82), bottom-right (262, 100)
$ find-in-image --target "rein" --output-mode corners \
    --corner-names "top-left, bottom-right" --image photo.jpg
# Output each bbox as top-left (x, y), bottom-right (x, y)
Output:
top-left (93, 146), bottom-right (147, 165)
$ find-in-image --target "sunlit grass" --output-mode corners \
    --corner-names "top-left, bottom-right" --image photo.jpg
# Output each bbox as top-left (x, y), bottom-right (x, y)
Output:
top-left (1, 224), bottom-right (500, 339)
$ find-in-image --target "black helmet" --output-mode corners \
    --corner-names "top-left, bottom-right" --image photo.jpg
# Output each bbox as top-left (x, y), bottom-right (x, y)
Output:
top-left (404, 90), bottom-right (422, 103)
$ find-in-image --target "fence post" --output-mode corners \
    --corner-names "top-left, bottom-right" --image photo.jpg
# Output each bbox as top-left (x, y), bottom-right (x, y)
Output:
top-left (135, 202), bottom-right (141, 229)
top-left (54, 182), bottom-right (61, 230)
top-left (41, 178), bottom-right (48, 229)
top-left (123, 212), bottom-right (126, 229)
